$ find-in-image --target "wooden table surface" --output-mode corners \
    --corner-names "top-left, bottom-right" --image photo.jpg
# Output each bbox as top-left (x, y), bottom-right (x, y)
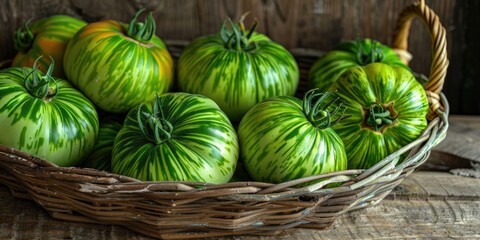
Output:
top-left (1, 115), bottom-right (480, 240)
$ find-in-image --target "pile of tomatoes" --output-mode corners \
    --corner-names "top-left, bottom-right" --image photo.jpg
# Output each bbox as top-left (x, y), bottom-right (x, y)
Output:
top-left (0, 10), bottom-right (429, 186)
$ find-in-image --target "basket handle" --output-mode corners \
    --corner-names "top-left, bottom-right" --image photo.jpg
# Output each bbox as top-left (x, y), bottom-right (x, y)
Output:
top-left (392, 0), bottom-right (449, 120)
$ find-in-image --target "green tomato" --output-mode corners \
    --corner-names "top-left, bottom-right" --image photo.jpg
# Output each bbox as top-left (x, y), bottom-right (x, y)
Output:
top-left (330, 63), bottom-right (429, 169)
top-left (112, 93), bottom-right (239, 184)
top-left (177, 19), bottom-right (299, 123)
top-left (238, 89), bottom-right (347, 184)
top-left (308, 38), bottom-right (409, 92)
top-left (0, 62), bottom-right (98, 167)
top-left (63, 10), bottom-right (173, 113)
top-left (12, 15), bottom-right (87, 78)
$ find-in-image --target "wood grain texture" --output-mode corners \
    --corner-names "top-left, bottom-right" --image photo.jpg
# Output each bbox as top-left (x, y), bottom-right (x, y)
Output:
top-left (1, 0), bottom-right (455, 52)
top-left (389, 171), bottom-right (480, 200)
top-left (431, 115), bottom-right (480, 163)
top-left (1, 172), bottom-right (480, 239)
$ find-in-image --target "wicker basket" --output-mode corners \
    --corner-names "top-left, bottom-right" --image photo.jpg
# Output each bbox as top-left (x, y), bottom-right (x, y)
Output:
top-left (0, 0), bottom-right (449, 239)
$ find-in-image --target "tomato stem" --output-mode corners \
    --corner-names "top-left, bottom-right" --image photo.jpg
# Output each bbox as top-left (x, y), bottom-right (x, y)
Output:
top-left (220, 13), bottom-right (258, 52)
top-left (13, 19), bottom-right (34, 52)
top-left (137, 94), bottom-right (173, 144)
top-left (127, 9), bottom-right (156, 43)
top-left (366, 103), bottom-right (395, 131)
top-left (356, 38), bottom-right (384, 65)
top-left (303, 89), bottom-right (346, 129)
top-left (24, 56), bottom-right (58, 100)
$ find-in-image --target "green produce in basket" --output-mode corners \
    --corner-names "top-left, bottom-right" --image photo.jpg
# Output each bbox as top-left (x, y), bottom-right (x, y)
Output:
top-left (308, 38), bottom-right (409, 92)
top-left (177, 15), bottom-right (299, 123)
top-left (112, 92), bottom-right (239, 184)
top-left (0, 58), bottom-right (99, 167)
top-left (238, 89), bottom-right (347, 184)
top-left (82, 117), bottom-right (123, 171)
top-left (330, 63), bottom-right (428, 169)
top-left (63, 9), bottom-right (174, 113)
top-left (12, 15), bottom-right (87, 78)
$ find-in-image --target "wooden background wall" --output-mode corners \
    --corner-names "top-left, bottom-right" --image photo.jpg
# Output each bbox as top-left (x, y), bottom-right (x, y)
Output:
top-left (0, 0), bottom-right (478, 114)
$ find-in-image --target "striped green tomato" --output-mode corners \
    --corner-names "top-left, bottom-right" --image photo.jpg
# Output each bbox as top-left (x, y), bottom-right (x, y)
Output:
top-left (330, 63), bottom-right (428, 169)
top-left (177, 18), bottom-right (299, 123)
top-left (82, 117), bottom-right (123, 171)
top-left (308, 38), bottom-right (409, 92)
top-left (0, 61), bottom-right (99, 167)
top-left (112, 92), bottom-right (239, 183)
top-left (63, 10), bottom-right (174, 113)
top-left (12, 15), bottom-right (87, 78)
top-left (238, 89), bottom-right (347, 184)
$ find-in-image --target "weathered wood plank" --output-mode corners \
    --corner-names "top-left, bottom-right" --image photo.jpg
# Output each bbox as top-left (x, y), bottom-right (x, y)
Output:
top-left (432, 115), bottom-right (480, 163)
top-left (422, 150), bottom-right (471, 171)
top-left (328, 200), bottom-right (480, 240)
top-left (389, 171), bottom-right (480, 200)
top-left (415, 115), bottom-right (480, 171)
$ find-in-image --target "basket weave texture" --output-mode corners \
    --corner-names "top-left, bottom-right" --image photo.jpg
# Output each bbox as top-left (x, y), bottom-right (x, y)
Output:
top-left (0, 0), bottom-right (449, 239)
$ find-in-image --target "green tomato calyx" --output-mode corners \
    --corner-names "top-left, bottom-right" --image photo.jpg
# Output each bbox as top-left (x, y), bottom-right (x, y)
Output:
top-left (357, 39), bottom-right (384, 65)
top-left (127, 9), bottom-right (156, 43)
top-left (14, 19), bottom-right (34, 52)
top-left (137, 94), bottom-right (173, 144)
top-left (24, 56), bottom-right (58, 101)
top-left (365, 103), bottom-right (397, 132)
top-left (220, 13), bottom-right (258, 52)
top-left (303, 89), bottom-right (346, 129)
